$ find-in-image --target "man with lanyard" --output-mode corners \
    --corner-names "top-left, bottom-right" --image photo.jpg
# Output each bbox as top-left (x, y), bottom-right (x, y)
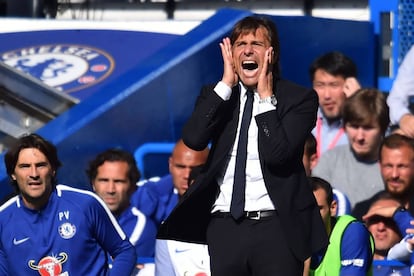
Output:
top-left (309, 51), bottom-right (361, 157)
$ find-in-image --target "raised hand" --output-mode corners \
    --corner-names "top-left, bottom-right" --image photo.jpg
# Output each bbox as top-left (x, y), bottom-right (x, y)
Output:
top-left (219, 37), bottom-right (238, 88)
top-left (399, 114), bottom-right (414, 138)
top-left (343, 77), bottom-right (361, 98)
top-left (257, 47), bottom-right (274, 99)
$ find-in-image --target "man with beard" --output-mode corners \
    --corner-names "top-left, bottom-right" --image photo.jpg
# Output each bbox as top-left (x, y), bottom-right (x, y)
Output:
top-left (312, 88), bottom-right (389, 207)
top-left (309, 51), bottom-right (361, 158)
top-left (352, 133), bottom-right (414, 220)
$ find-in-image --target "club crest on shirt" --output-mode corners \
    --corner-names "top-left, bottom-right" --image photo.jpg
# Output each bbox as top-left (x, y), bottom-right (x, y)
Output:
top-left (58, 223), bottom-right (76, 239)
top-left (0, 44), bottom-right (114, 93)
top-left (28, 252), bottom-right (68, 276)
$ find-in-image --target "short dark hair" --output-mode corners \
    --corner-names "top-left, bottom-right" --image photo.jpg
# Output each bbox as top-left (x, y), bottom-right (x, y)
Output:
top-left (309, 51), bottom-right (357, 81)
top-left (342, 88), bottom-right (390, 135)
top-left (304, 133), bottom-right (317, 157)
top-left (308, 176), bottom-right (333, 205)
top-left (86, 148), bottom-right (141, 187)
top-left (380, 133), bottom-right (414, 161)
top-left (4, 133), bottom-right (61, 191)
top-left (230, 15), bottom-right (281, 79)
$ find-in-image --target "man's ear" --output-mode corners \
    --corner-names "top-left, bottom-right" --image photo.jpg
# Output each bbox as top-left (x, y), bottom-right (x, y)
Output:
top-left (168, 157), bottom-right (173, 173)
top-left (310, 153), bottom-right (319, 171)
top-left (330, 200), bottom-right (338, 217)
top-left (11, 174), bottom-right (16, 181)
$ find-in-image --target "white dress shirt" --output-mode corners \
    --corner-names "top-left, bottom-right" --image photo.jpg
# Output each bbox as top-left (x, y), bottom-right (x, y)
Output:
top-left (212, 81), bottom-right (276, 213)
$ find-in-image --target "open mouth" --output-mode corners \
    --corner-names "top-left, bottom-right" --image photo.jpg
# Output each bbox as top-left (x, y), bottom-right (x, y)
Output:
top-left (242, 61), bottom-right (258, 70)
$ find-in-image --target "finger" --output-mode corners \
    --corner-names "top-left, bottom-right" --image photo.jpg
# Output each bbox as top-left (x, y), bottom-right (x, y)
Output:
top-left (263, 48), bottom-right (271, 74)
top-left (269, 47), bottom-right (274, 65)
top-left (224, 38), bottom-right (232, 56)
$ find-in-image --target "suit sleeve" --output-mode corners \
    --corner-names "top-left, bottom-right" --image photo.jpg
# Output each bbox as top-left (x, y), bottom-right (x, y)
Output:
top-left (183, 85), bottom-right (228, 151)
top-left (255, 86), bottom-right (318, 167)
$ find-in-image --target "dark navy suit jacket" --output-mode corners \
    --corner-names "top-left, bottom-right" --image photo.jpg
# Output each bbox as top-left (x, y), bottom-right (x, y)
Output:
top-left (158, 79), bottom-right (328, 261)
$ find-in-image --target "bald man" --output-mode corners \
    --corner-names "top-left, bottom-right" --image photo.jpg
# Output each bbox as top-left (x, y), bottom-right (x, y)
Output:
top-left (131, 139), bottom-right (209, 226)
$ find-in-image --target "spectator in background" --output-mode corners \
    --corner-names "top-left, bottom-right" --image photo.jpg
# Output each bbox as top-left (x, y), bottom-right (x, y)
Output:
top-left (352, 133), bottom-right (414, 221)
top-left (87, 148), bottom-right (157, 275)
top-left (364, 193), bottom-right (402, 260)
top-left (307, 176), bottom-right (373, 276)
top-left (312, 88), bottom-right (389, 207)
top-left (303, 133), bottom-right (319, 177)
top-left (303, 133), bottom-right (351, 215)
top-left (132, 139), bottom-right (209, 227)
top-left (0, 134), bottom-right (136, 275)
top-left (309, 51), bottom-right (361, 157)
top-left (363, 200), bottom-right (414, 273)
top-left (387, 44), bottom-right (414, 138)
top-left (364, 194), bottom-right (412, 275)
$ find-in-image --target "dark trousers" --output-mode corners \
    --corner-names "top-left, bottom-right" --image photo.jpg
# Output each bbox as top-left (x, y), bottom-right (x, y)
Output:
top-left (206, 213), bottom-right (303, 276)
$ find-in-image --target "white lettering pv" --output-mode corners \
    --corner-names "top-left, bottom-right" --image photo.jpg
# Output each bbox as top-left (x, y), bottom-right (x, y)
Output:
top-left (58, 211), bottom-right (70, 221)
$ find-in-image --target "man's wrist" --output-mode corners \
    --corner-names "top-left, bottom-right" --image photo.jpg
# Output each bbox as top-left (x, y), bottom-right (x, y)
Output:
top-left (259, 95), bottom-right (277, 106)
top-left (393, 206), bottom-right (406, 217)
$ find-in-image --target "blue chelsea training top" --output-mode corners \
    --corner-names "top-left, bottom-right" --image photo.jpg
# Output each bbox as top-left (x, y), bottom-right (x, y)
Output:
top-left (0, 184), bottom-right (136, 275)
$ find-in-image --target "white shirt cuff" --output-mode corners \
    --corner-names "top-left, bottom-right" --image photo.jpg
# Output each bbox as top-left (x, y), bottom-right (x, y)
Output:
top-left (214, 81), bottom-right (232, 101)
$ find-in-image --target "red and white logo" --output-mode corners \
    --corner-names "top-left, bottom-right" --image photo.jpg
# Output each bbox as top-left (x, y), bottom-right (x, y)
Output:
top-left (28, 252), bottom-right (68, 276)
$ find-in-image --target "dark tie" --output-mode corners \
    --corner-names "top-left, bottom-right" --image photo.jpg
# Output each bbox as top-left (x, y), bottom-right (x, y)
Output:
top-left (230, 89), bottom-right (254, 220)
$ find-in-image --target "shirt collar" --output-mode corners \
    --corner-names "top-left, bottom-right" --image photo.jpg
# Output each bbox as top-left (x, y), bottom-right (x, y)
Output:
top-left (239, 83), bottom-right (256, 99)
top-left (317, 108), bottom-right (343, 127)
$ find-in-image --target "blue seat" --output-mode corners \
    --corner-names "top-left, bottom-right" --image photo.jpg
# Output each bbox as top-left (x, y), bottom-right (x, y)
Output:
top-left (333, 188), bottom-right (352, 216)
top-left (134, 142), bottom-right (175, 180)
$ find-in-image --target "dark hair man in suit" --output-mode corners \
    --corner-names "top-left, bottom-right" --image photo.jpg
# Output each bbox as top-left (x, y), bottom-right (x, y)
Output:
top-left (158, 15), bottom-right (328, 275)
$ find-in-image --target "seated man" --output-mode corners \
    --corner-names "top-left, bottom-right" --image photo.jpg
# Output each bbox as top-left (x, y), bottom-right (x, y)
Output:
top-left (365, 193), bottom-right (402, 261)
top-left (352, 133), bottom-right (414, 221)
top-left (131, 139), bottom-right (209, 226)
top-left (155, 166), bottom-right (211, 276)
top-left (309, 51), bottom-right (361, 157)
top-left (303, 133), bottom-right (351, 215)
top-left (307, 176), bottom-right (373, 275)
top-left (364, 203), bottom-right (414, 262)
top-left (363, 200), bottom-right (414, 275)
top-left (312, 88), bottom-right (389, 207)
top-left (87, 148), bottom-right (158, 275)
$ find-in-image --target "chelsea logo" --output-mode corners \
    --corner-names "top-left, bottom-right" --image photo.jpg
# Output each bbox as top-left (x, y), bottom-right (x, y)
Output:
top-left (0, 44), bottom-right (114, 94)
top-left (58, 223), bottom-right (76, 239)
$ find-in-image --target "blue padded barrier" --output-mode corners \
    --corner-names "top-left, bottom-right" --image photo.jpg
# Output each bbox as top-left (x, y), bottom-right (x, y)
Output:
top-left (134, 142), bottom-right (175, 180)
